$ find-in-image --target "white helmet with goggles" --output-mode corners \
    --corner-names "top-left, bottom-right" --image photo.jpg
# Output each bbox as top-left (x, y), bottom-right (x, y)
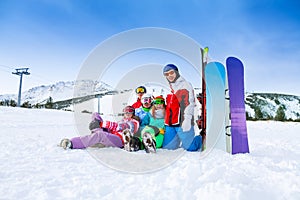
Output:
top-left (141, 93), bottom-right (153, 104)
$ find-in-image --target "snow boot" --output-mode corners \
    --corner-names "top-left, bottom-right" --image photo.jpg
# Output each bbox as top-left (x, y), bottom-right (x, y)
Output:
top-left (59, 138), bottom-right (72, 149)
top-left (130, 136), bottom-right (141, 152)
top-left (142, 132), bottom-right (156, 153)
top-left (122, 129), bottom-right (140, 152)
top-left (122, 129), bottom-right (133, 152)
top-left (89, 112), bottom-right (103, 130)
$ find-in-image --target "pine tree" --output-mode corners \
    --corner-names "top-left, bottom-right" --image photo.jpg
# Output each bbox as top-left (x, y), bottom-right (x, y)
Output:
top-left (246, 111), bottom-right (253, 120)
top-left (254, 106), bottom-right (263, 120)
top-left (9, 100), bottom-right (17, 107)
top-left (45, 96), bottom-right (54, 109)
top-left (21, 101), bottom-right (31, 108)
top-left (275, 106), bottom-right (286, 121)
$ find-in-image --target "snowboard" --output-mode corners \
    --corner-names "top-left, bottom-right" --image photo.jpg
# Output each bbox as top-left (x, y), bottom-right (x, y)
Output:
top-left (225, 76), bottom-right (231, 153)
top-left (226, 57), bottom-right (249, 154)
top-left (205, 62), bottom-right (226, 151)
top-left (200, 47), bottom-right (209, 150)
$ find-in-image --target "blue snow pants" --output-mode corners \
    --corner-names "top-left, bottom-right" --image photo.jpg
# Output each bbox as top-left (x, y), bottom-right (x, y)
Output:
top-left (162, 126), bottom-right (202, 151)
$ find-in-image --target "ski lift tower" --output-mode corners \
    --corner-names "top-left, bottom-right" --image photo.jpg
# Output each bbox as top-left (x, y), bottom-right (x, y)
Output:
top-left (12, 68), bottom-right (30, 107)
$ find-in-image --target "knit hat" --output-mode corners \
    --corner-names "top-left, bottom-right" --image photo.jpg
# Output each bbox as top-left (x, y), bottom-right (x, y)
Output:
top-left (163, 64), bottom-right (178, 73)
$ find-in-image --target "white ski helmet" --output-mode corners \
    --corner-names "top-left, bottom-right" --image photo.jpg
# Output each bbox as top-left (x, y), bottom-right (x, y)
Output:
top-left (141, 93), bottom-right (153, 104)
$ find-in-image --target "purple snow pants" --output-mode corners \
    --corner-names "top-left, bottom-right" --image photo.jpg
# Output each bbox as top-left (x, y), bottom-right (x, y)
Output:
top-left (70, 128), bottom-right (123, 149)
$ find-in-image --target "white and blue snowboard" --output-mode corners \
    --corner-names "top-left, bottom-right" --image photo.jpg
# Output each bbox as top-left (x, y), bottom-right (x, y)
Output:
top-left (205, 62), bottom-right (226, 152)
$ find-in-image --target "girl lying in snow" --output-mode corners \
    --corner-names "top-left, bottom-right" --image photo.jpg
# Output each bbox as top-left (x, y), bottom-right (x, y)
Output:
top-left (59, 106), bottom-right (140, 150)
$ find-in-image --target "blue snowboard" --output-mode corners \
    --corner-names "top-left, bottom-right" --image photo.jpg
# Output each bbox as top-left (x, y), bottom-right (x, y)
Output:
top-left (205, 62), bottom-right (226, 151)
top-left (226, 57), bottom-right (249, 154)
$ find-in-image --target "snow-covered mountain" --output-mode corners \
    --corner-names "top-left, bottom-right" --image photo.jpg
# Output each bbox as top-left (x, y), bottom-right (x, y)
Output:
top-left (0, 80), bottom-right (115, 105)
top-left (245, 93), bottom-right (300, 121)
top-left (1, 81), bottom-right (299, 121)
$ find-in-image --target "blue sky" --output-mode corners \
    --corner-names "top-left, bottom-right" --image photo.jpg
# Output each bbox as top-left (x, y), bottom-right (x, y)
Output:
top-left (0, 0), bottom-right (300, 95)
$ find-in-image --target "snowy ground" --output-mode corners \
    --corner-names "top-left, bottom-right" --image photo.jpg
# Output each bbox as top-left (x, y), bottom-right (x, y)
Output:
top-left (0, 107), bottom-right (299, 200)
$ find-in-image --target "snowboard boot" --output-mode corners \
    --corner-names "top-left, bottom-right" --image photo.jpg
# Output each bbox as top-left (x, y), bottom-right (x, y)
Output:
top-left (122, 129), bottom-right (132, 152)
top-left (142, 132), bottom-right (156, 153)
top-left (89, 112), bottom-right (103, 130)
top-left (129, 136), bottom-right (141, 152)
top-left (59, 138), bottom-right (72, 149)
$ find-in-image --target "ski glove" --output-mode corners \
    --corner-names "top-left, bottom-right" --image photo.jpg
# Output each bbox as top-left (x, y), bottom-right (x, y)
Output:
top-left (181, 115), bottom-right (192, 132)
top-left (117, 122), bottom-right (130, 132)
top-left (117, 121), bottom-right (135, 134)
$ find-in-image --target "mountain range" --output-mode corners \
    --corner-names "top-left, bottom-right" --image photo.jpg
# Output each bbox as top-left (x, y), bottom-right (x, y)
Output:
top-left (0, 80), bottom-right (114, 104)
top-left (0, 81), bottom-right (299, 121)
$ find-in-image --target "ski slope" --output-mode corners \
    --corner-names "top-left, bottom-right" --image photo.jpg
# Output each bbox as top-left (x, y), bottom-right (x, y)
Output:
top-left (0, 107), bottom-right (299, 199)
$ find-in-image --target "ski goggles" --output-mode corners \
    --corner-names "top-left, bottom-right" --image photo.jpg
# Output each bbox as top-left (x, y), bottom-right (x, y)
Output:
top-left (136, 87), bottom-right (145, 94)
top-left (163, 70), bottom-right (175, 77)
top-left (142, 97), bottom-right (152, 104)
top-left (124, 112), bottom-right (134, 114)
top-left (154, 99), bottom-right (164, 105)
top-left (123, 106), bottom-right (135, 113)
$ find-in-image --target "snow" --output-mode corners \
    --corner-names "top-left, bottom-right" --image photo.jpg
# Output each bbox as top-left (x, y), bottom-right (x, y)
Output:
top-left (0, 107), bottom-right (300, 199)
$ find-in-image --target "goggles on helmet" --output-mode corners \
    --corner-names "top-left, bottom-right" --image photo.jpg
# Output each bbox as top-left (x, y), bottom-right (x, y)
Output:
top-left (136, 87), bottom-right (145, 94)
top-left (123, 106), bottom-right (135, 113)
top-left (142, 97), bottom-right (152, 104)
top-left (154, 99), bottom-right (164, 105)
